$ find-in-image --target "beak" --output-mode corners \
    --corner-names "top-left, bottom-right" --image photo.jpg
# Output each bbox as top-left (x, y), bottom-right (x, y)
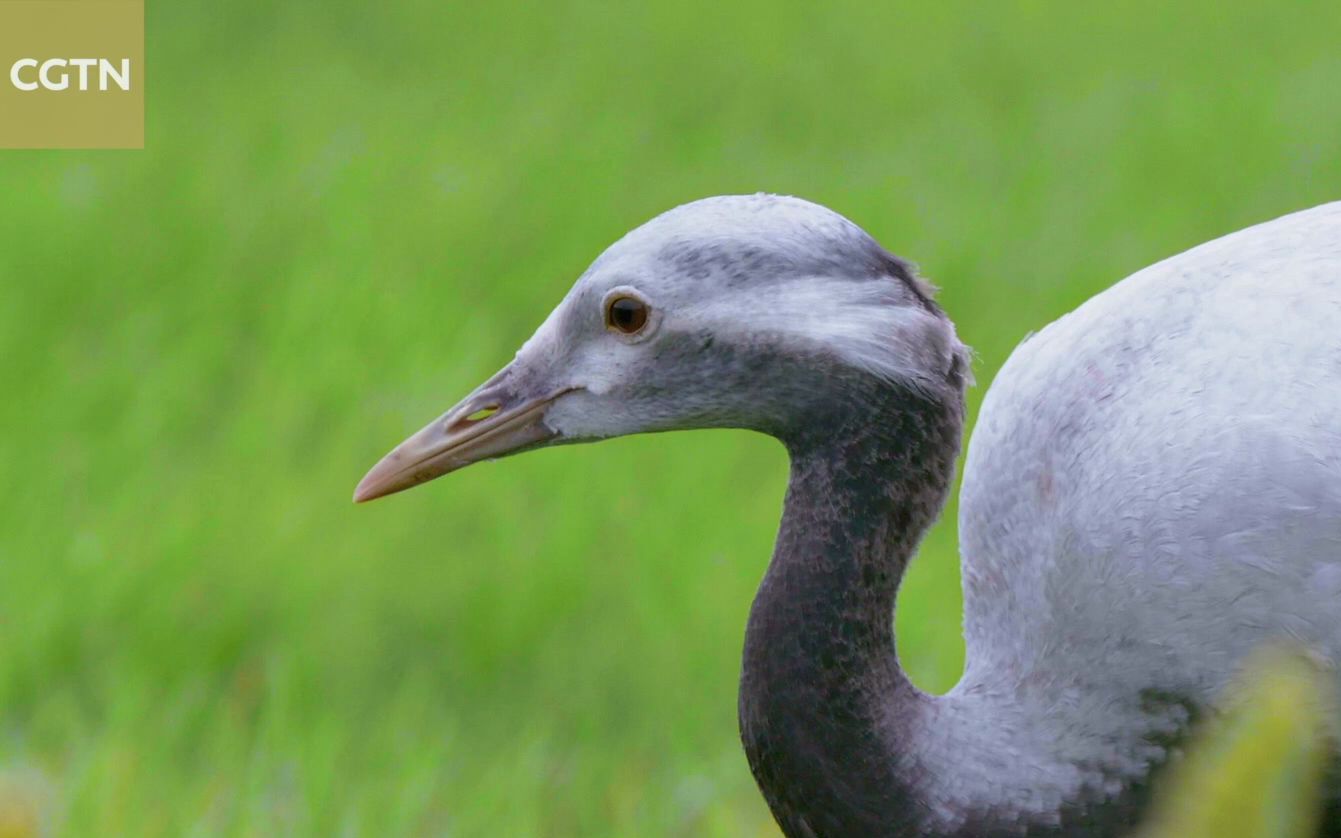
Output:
top-left (354, 366), bottom-right (570, 503)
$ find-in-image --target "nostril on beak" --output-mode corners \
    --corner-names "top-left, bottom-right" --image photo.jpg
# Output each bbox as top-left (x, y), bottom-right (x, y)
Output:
top-left (448, 404), bottom-right (500, 432)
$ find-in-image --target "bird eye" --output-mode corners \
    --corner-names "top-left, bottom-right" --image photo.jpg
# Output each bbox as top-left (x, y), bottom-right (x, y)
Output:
top-left (606, 296), bottom-right (650, 334)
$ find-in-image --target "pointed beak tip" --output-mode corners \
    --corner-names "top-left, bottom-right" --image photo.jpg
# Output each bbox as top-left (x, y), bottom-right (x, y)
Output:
top-left (352, 456), bottom-right (405, 504)
top-left (351, 475), bottom-right (381, 504)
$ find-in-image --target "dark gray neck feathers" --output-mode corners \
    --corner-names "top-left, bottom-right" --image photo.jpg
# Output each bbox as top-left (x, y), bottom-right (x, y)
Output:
top-left (736, 352), bottom-right (1210, 837)
top-left (739, 368), bottom-right (964, 838)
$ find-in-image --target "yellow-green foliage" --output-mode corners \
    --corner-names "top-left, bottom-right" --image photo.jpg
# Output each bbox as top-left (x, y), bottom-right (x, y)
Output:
top-left (0, 769), bottom-right (49, 838)
top-left (1139, 652), bottom-right (1333, 838)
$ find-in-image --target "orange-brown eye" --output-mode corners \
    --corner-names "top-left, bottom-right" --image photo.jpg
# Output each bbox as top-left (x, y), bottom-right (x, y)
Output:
top-left (606, 296), bottom-right (649, 334)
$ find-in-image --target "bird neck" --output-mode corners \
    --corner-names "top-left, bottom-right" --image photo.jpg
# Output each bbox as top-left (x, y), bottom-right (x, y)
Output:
top-left (738, 378), bottom-right (1191, 837)
top-left (739, 380), bottom-right (961, 837)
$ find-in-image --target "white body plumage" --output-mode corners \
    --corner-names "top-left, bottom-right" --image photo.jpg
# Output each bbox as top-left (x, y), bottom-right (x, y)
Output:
top-left (929, 202), bottom-right (1341, 827)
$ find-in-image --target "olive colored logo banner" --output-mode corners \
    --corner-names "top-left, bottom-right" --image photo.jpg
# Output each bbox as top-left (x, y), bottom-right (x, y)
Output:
top-left (0, 1), bottom-right (144, 149)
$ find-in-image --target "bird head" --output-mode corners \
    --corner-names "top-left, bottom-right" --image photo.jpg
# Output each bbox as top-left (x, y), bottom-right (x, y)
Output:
top-left (355, 194), bottom-right (967, 502)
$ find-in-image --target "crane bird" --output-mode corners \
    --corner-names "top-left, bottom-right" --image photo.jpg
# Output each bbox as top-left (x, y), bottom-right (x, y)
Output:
top-left (355, 195), bottom-right (1341, 836)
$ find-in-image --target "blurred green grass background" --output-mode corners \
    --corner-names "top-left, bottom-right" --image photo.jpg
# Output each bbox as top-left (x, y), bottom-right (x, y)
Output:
top-left (2, 1), bottom-right (1340, 834)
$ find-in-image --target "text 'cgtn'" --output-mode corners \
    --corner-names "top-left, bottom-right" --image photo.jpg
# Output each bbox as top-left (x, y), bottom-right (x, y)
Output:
top-left (9, 59), bottom-right (133, 92)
